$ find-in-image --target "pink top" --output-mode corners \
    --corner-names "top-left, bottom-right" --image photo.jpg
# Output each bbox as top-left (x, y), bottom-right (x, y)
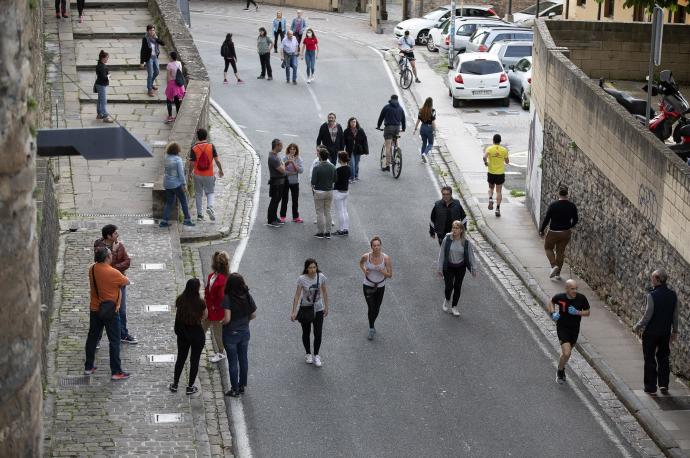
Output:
top-left (165, 61), bottom-right (186, 102)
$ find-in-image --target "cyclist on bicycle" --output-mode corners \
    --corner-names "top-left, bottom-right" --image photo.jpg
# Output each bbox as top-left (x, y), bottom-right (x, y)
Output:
top-left (398, 30), bottom-right (421, 84)
top-left (376, 94), bottom-right (406, 171)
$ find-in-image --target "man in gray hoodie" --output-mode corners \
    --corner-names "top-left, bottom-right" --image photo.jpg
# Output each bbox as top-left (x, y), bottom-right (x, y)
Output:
top-left (311, 146), bottom-right (336, 239)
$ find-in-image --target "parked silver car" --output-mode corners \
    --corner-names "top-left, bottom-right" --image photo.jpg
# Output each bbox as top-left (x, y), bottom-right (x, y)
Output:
top-left (488, 40), bottom-right (533, 69)
top-left (439, 18), bottom-right (511, 53)
top-left (466, 26), bottom-right (533, 53)
top-left (507, 56), bottom-right (532, 110)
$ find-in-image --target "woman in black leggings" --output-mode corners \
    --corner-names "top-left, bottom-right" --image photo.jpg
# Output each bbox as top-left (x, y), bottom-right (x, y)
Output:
top-left (169, 278), bottom-right (207, 395)
top-left (291, 258), bottom-right (329, 367)
top-left (359, 236), bottom-right (393, 340)
top-left (221, 34), bottom-right (244, 85)
top-left (437, 220), bottom-right (476, 317)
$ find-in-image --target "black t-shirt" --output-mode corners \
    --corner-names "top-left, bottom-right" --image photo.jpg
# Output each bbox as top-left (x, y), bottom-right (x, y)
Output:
top-left (268, 153), bottom-right (285, 179)
top-left (222, 293), bottom-right (257, 332)
top-left (552, 292), bottom-right (590, 328)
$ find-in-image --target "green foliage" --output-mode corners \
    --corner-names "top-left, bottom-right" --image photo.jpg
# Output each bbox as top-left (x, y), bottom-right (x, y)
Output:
top-left (621, 0), bottom-right (689, 13)
top-left (27, 96), bottom-right (38, 111)
top-left (510, 189), bottom-right (526, 197)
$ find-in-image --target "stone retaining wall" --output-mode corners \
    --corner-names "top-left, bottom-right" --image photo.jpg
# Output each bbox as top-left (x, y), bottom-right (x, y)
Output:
top-left (532, 19), bottom-right (690, 377)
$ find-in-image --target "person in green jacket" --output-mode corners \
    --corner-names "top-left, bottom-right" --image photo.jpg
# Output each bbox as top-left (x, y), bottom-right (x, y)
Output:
top-left (311, 146), bottom-right (336, 239)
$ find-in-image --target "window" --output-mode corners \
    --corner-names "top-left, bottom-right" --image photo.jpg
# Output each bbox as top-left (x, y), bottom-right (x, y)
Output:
top-left (513, 33), bottom-right (535, 40)
top-left (577, 0), bottom-right (586, 7)
top-left (632, 4), bottom-right (646, 21)
top-left (519, 1), bottom-right (558, 15)
top-left (505, 45), bottom-right (533, 58)
top-left (491, 33), bottom-right (511, 44)
top-left (673, 7), bottom-right (687, 23)
top-left (471, 31), bottom-right (489, 44)
top-left (460, 59), bottom-right (504, 75)
top-left (457, 24), bottom-right (475, 36)
top-left (604, 0), bottom-right (614, 18)
top-left (550, 4), bottom-right (564, 15)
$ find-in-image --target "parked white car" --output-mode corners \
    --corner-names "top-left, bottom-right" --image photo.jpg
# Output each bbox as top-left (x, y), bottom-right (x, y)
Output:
top-left (437, 17), bottom-right (510, 53)
top-left (447, 52), bottom-right (510, 107)
top-left (513, 0), bottom-right (564, 25)
top-left (507, 56), bottom-right (532, 110)
top-left (488, 40), bottom-right (533, 69)
top-left (427, 18), bottom-right (450, 52)
top-left (394, 4), bottom-right (498, 44)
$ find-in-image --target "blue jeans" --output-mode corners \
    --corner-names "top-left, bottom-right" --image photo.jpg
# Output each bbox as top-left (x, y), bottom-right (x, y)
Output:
top-left (223, 329), bottom-right (250, 391)
top-left (162, 185), bottom-right (192, 223)
top-left (284, 54), bottom-right (298, 82)
top-left (420, 123), bottom-right (434, 156)
top-left (350, 154), bottom-right (361, 179)
top-left (304, 50), bottom-right (316, 77)
top-left (146, 56), bottom-right (159, 91)
top-left (85, 311), bottom-right (122, 374)
top-left (95, 84), bottom-right (109, 118)
top-left (119, 286), bottom-right (129, 337)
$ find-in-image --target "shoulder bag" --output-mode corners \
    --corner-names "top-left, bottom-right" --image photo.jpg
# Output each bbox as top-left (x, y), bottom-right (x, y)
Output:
top-left (296, 275), bottom-right (319, 324)
top-left (91, 266), bottom-right (119, 322)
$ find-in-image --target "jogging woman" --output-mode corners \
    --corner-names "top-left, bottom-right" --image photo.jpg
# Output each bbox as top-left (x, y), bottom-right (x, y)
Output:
top-left (359, 236), bottom-right (393, 340)
top-left (290, 258), bottom-right (329, 367)
top-left (170, 278), bottom-right (207, 395)
top-left (437, 220), bottom-right (476, 316)
top-left (222, 273), bottom-right (257, 397)
top-left (280, 143), bottom-right (304, 223)
top-left (300, 28), bottom-right (318, 83)
top-left (344, 117), bottom-right (368, 182)
top-left (204, 251), bottom-right (229, 363)
top-left (413, 97), bottom-right (436, 163)
top-left (221, 34), bottom-right (244, 85)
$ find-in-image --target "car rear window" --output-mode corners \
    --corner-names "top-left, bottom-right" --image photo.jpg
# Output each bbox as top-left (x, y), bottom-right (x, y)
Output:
top-left (459, 59), bottom-right (503, 75)
top-left (513, 33), bottom-right (534, 40)
top-left (489, 33), bottom-right (511, 44)
top-left (504, 45), bottom-right (532, 57)
top-left (471, 31), bottom-right (489, 43)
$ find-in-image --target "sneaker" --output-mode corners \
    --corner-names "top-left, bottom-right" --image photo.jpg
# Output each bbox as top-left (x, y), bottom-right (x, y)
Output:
top-left (313, 233), bottom-right (324, 239)
top-left (367, 328), bottom-right (375, 340)
top-left (207, 207), bottom-right (216, 221)
top-left (159, 221), bottom-right (170, 228)
top-left (121, 335), bottom-right (138, 344)
top-left (334, 230), bottom-right (349, 236)
top-left (237, 79), bottom-right (245, 85)
top-left (55, 12), bottom-right (60, 18)
top-left (305, 354), bottom-right (313, 364)
top-left (84, 367), bottom-right (97, 375)
top-left (147, 90), bottom-right (155, 97)
top-left (266, 221), bottom-right (282, 228)
top-left (168, 383), bottom-right (178, 392)
top-left (267, 77), bottom-right (272, 80)
top-left (324, 232), bottom-right (331, 239)
top-left (257, 75), bottom-right (265, 79)
top-left (442, 299), bottom-right (449, 313)
top-left (313, 355), bottom-right (322, 367)
top-left (451, 307), bottom-right (460, 316)
top-left (292, 217), bottom-right (303, 223)
top-left (223, 79), bottom-right (229, 84)
top-left (292, 81), bottom-right (297, 85)
top-left (186, 385), bottom-right (199, 395)
top-left (165, 116), bottom-right (174, 124)
top-left (79, 15), bottom-right (83, 23)
top-left (488, 198), bottom-right (494, 210)
top-left (183, 220), bottom-right (196, 227)
top-left (279, 216), bottom-right (286, 223)
top-left (307, 78), bottom-right (311, 84)
top-left (556, 369), bottom-right (566, 384)
top-left (225, 389), bottom-right (240, 397)
top-left (549, 266), bottom-right (560, 278)
top-left (415, 78), bottom-right (421, 83)
top-left (103, 116), bottom-right (114, 123)
top-left (62, 12), bottom-right (69, 18)
top-left (660, 386), bottom-right (669, 394)
top-left (209, 353), bottom-right (226, 363)
top-left (382, 166), bottom-right (390, 172)
top-left (111, 371), bottom-right (130, 381)
top-left (495, 207), bottom-right (501, 217)
top-left (197, 214), bottom-right (204, 221)
top-left (421, 155), bottom-right (427, 163)
top-left (243, 7), bottom-right (249, 9)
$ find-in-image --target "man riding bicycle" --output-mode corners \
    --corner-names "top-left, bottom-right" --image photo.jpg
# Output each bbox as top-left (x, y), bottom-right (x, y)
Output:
top-left (376, 94), bottom-right (406, 171)
top-left (398, 30), bottom-right (421, 84)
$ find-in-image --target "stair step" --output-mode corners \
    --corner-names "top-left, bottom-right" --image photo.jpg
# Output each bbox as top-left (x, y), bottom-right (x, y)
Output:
top-left (69, 0), bottom-right (148, 8)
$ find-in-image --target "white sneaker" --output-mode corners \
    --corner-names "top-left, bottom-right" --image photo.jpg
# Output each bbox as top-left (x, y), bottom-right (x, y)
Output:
top-left (442, 299), bottom-right (450, 313)
top-left (313, 355), bottom-right (322, 367)
top-left (451, 307), bottom-right (460, 317)
top-left (206, 207), bottom-right (216, 221)
top-left (209, 353), bottom-right (225, 363)
top-left (305, 353), bottom-right (313, 364)
top-left (549, 266), bottom-right (560, 278)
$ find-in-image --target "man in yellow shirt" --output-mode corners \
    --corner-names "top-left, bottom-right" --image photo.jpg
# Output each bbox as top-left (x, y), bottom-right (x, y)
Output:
top-left (483, 134), bottom-right (509, 217)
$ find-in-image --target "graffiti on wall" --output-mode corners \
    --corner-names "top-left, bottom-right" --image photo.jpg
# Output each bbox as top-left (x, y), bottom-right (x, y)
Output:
top-left (638, 183), bottom-right (659, 225)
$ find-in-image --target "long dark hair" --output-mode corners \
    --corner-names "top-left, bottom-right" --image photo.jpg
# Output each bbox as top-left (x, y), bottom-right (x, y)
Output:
top-left (302, 258), bottom-right (320, 275)
top-left (419, 97), bottom-right (433, 123)
top-left (175, 278), bottom-right (205, 326)
top-left (305, 28), bottom-right (316, 39)
top-left (347, 117), bottom-right (359, 131)
top-left (259, 27), bottom-right (267, 36)
top-left (224, 272), bottom-right (251, 318)
top-left (225, 33), bottom-right (233, 43)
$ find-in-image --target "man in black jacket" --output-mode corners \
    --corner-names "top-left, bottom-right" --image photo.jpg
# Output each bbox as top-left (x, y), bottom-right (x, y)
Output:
top-left (429, 186), bottom-right (467, 245)
top-left (539, 185), bottom-right (578, 279)
top-left (140, 24), bottom-right (165, 97)
top-left (316, 112), bottom-right (344, 164)
top-left (633, 269), bottom-right (679, 395)
top-left (377, 95), bottom-right (406, 171)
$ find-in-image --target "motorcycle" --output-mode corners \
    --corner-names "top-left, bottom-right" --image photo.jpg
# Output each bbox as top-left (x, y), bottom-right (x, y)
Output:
top-left (599, 70), bottom-right (689, 143)
top-left (670, 123), bottom-right (690, 165)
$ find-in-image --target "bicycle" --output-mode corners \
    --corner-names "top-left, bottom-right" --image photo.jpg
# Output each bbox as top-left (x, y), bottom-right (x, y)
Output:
top-left (377, 128), bottom-right (403, 179)
top-left (398, 54), bottom-right (414, 90)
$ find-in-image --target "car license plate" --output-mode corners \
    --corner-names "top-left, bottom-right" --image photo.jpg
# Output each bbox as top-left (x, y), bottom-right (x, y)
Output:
top-left (473, 90), bottom-right (492, 95)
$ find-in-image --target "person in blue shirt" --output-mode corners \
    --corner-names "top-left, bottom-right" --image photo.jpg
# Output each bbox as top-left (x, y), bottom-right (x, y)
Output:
top-left (272, 11), bottom-right (286, 53)
top-left (160, 142), bottom-right (195, 227)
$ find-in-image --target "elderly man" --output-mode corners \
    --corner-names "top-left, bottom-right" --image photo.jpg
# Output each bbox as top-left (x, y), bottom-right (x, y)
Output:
top-left (633, 269), bottom-right (679, 395)
top-left (547, 279), bottom-right (590, 384)
top-left (281, 30), bottom-right (300, 84)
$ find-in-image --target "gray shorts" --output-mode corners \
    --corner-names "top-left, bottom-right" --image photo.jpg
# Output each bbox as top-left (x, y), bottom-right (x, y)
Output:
top-left (383, 125), bottom-right (400, 140)
top-left (194, 174), bottom-right (216, 195)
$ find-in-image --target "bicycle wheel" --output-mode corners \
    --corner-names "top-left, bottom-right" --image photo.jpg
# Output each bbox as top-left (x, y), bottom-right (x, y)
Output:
top-left (392, 147), bottom-right (402, 179)
top-left (399, 68), bottom-right (413, 90)
top-left (380, 144), bottom-right (387, 171)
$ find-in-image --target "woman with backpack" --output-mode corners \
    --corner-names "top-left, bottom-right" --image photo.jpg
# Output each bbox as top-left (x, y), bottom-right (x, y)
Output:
top-left (359, 236), bottom-right (393, 340)
top-left (204, 251), bottom-right (229, 363)
top-left (170, 278), bottom-right (207, 395)
top-left (222, 273), bottom-right (257, 397)
top-left (290, 258), bottom-right (329, 367)
top-left (165, 51), bottom-right (185, 124)
top-left (221, 33), bottom-right (244, 85)
top-left (413, 97), bottom-right (436, 163)
top-left (343, 117), bottom-right (368, 182)
top-left (437, 220), bottom-right (477, 317)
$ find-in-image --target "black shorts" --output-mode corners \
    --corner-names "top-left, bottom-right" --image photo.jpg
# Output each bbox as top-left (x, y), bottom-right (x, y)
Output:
top-left (401, 51), bottom-right (415, 61)
top-left (487, 173), bottom-right (505, 185)
top-left (557, 325), bottom-right (580, 345)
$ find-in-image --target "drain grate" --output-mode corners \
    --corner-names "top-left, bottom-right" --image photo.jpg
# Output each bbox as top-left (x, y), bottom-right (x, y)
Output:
top-left (141, 263), bottom-right (166, 270)
top-left (152, 413), bottom-right (183, 423)
top-left (147, 354), bottom-right (176, 363)
top-left (145, 304), bottom-right (170, 312)
top-left (59, 375), bottom-right (91, 387)
top-left (137, 218), bottom-right (156, 225)
top-left (652, 396), bottom-right (690, 411)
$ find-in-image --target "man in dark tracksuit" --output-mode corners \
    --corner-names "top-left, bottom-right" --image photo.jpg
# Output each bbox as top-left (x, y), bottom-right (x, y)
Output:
top-left (633, 269), bottom-right (679, 395)
top-left (429, 186), bottom-right (467, 245)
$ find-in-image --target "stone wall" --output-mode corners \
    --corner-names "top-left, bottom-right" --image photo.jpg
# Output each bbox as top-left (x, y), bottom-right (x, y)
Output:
top-left (147, 0), bottom-right (210, 218)
top-left (532, 19), bottom-right (690, 377)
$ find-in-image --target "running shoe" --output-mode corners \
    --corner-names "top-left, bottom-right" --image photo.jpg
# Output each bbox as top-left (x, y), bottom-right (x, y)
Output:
top-left (159, 221), bottom-right (170, 228)
top-left (313, 233), bottom-right (324, 239)
top-left (451, 307), bottom-right (460, 316)
top-left (165, 116), bottom-right (174, 124)
top-left (237, 79), bottom-right (244, 85)
top-left (415, 78), bottom-right (421, 83)
top-left (111, 372), bottom-right (130, 381)
top-left (660, 386), bottom-right (669, 394)
top-left (168, 383), bottom-right (178, 392)
top-left (305, 354), bottom-right (313, 364)
top-left (183, 220), bottom-right (196, 227)
top-left (442, 299), bottom-right (449, 313)
top-left (197, 214), bottom-right (204, 221)
top-left (223, 79), bottom-right (229, 84)
top-left (324, 232), bottom-right (331, 239)
top-left (207, 207), bottom-right (216, 221)
top-left (314, 355), bottom-right (322, 367)
top-left (334, 230), bottom-right (349, 236)
top-left (121, 335), bottom-right (138, 344)
top-left (421, 155), bottom-right (427, 163)
top-left (79, 15), bottom-right (83, 23)
top-left (209, 353), bottom-right (226, 363)
top-left (279, 216), bottom-right (286, 223)
top-left (84, 367), bottom-right (97, 375)
top-left (549, 266), bottom-right (560, 278)
top-left (266, 221), bottom-right (282, 228)
top-left (292, 217), bottom-right (303, 223)
top-left (495, 207), bottom-right (501, 217)
top-left (488, 198), bottom-right (494, 210)
top-left (367, 328), bottom-right (375, 340)
top-left (186, 385), bottom-right (199, 395)
top-left (225, 389), bottom-right (240, 397)
top-left (556, 369), bottom-right (566, 385)
top-left (382, 166), bottom-right (390, 172)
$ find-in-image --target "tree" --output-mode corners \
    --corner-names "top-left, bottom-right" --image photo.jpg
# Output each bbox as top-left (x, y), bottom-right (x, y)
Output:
top-left (0, 0), bottom-right (44, 455)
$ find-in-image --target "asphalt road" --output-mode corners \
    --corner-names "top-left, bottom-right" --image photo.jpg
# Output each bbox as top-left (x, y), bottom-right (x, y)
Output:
top-left (191, 4), bottom-right (637, 457)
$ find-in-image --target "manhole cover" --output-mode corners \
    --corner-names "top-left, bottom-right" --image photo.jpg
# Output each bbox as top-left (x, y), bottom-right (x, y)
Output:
top-left (59, 375), bottom-right (91, 387)
top-left (652, 396), bottom-right (690, 411)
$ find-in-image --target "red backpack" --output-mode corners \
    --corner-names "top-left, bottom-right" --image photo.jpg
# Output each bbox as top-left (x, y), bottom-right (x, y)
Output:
top-left (194, 143), bottom-right (212, 171)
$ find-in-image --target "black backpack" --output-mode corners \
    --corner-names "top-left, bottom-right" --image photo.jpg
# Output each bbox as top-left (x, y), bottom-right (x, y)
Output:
top-left (175, 68), bottom-right (185, 87)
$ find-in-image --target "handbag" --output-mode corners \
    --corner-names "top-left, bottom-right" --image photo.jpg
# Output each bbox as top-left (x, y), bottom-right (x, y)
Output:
top-left (91, 266), bottom-right (119, 322)
top-left (296, 274), bottom-right (319, 324)
top-left (93, 83), bottom-right (98, 94)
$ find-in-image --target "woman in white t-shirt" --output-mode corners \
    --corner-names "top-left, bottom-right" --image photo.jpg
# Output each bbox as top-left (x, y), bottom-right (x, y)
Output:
top-left (290, 258), bottom-right (329, 367)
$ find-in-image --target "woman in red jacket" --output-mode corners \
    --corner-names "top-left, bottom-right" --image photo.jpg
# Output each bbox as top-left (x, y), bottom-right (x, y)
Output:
top-left (204, 251), bottom-right (230, 362)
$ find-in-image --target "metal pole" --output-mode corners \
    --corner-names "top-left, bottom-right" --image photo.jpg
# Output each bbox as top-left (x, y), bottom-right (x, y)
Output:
top-left (449, 0), bottom-right (456, 68)
top-left (536, 0), bottom-right (540, 21)
top-left (646, 6), bottom-right (663, 125)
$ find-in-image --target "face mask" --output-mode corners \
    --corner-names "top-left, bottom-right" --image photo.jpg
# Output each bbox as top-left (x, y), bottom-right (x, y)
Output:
top-left (307, 32), bottom-right (312, 37)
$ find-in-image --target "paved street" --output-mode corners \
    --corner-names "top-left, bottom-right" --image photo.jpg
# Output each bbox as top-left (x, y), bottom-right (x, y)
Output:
top-left (191, 3), bottom-right (646, 456)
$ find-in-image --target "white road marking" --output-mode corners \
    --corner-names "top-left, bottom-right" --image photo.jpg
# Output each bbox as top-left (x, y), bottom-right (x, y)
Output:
top-left (255, 129), bottom-right (268, 133)
top-left (281, 133), bottom-right (299, 137)
top-left (238, 124), bottom-right (247, 128)
top-left (306, 83), bottom-right (324, 120)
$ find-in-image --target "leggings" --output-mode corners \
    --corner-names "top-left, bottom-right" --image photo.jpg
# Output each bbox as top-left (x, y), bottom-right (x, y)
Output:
top-left (246, 0), bottom-right (257, 7)
top-left (280, 182), bottom-right (299, 219)
top-left (174, 325), bottom-right (205, 387)
top-left (76, 0), bottom-right (85, 15)
top-left (363, 284), bottom-right (385, 328)
top-left (300, 310), bottom-right (324, 355)
top-left (202, 318), bottom-right (225, 353)
top-left (166, 96), bottom-right (181, 117)
top-left (224, 58), bottom-right (238, 74)
top-left (273, 30), bottom-right (284, 52)
top-left (443, 264), bottom-right (467, 307)
top-left (55, 0), bottom-right (66, 13)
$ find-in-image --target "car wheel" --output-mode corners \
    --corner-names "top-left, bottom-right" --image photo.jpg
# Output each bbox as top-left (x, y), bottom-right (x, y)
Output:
top-left (452, 97), bottom-right (461, 108)
top-left (427, 37), bottom-right (437, 52)
top-left (502, 96), bottom-right (510, 107)
top-left (521, 90), bottom-right (529, 110)
top-left (417, 30), bottom-right (429, 45)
